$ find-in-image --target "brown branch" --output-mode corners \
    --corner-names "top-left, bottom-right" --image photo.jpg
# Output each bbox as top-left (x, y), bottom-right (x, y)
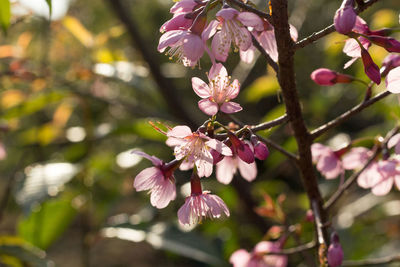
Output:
top-left (256, 135), bottom-right (298, 161)
top-left (271, 0), bottom-right (329, 247)
top-left (105, 0), bottom-right (197, 128)
top-left (250, 114), bottom-right (289, 132)
top-left (269, 241), bottom-right (316, 255)
top-left (226, 0), bottom-right (272, 22)
top-left (295, 0), bottom-right (382, 49)
top-left (311, 90), bottom-right (391, 139)
top-left (342, 254), bottom-right (400, 266)
top-left (324, 126), bottom-right (399, 210)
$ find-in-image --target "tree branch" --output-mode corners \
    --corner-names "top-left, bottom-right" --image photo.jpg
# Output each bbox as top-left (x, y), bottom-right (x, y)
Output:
top-left (252, 35), bottom-right (279, 73)
top-left (295, 0), bottom-right (382, 49)
top-left (250, 114), bottom-right (289, 132)
top-left (311, 90), bottom-right (391, 140)
top-left (271, 0), bottom-right (329, 248)
top-left (342, 254), bottom-right (400, 266)
top-left (226, 0), bottom-right (272, 22)
top-left (324, 126), bottom-right (399, 210)
top-left (105, 0), bottom-right (197, 128)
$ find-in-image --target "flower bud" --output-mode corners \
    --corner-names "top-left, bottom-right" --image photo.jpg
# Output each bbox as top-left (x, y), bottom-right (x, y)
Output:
top-left (328, 232), bottom-right (344, 267)
top-left (311, 68), bottom-right (353, 86)
top-left (334, 1), bottom-right (356, 34)
top-left (210, 148), bottom-right (225, 164)
top-left (367, 35), bottom-right (400, 53)
top-left (381, 54), bottom-right (400, 76)
top-left (254, 141), bottom-right (269, 160)
top-left (361, 47), bottom-right (381, 84)
top-left (228, 132), bottom-right (255, 163)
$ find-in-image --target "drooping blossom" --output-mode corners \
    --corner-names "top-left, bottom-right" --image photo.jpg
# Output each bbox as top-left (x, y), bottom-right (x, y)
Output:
top-left (192, 63), bottom-right (242, 115)
top-left (166, 125), bottom-right (232, 177)
top-left (177, 172), bottom-right (229, 226)
top-left (311, 143), bottom-right (344, 179)
top-left (381, 54), bottom-right (400, 76)
top-left (216, 134), bottom-right (256, 184)
top-left (311, 68), bottom-right (353, 86)
top-left (327, 232), bottom-right (344, 267)
top-left (169, 0), bottom-right (199, 14)
top-left (356, 159), bottom-right (400, 196)
top-left (160, 13), bottom-right (194, 33)
top-left (334, 0), bottom-right (356, 34)
top-left (386, 66), bottom-right (400, 93)
top-left (230, 241), bottom-right (287, 267)
top-left (132, 151), bottom-right (177, 209)
top-left (360, 46), bottom-right (381, 84)
top-left (204, 7), bottom-right (264, 62)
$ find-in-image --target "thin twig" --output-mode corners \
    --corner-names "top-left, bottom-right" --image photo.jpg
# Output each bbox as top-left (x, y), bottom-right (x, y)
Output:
top-left (250, 114), bottom-right (289, 132)
top-left (269, 241), bottom-right (317, 255)
top-left (311, 90), bottom-right (391, 139)
top-left (257, 135), bottom-right (298, 161)
top-left (226, 0), bottom-right (272, 21)
top-left (295, 0), bottom-right (382, 49)
top-left (312, 199), bottom-right (328, 266)
top-left (342, 254), bottom-right (400, 266)
top-left (324, 126), bottom-right (399, 210)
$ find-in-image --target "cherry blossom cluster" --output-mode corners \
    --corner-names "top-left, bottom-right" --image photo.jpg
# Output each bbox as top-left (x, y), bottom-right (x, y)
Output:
top-left (135, 0), bottom-right (272, 228)
top-left (312, 0), bottom-right (400, 86)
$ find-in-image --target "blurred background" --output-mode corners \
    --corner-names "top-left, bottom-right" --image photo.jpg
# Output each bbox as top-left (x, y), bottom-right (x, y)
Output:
top-left (0, 0), bottom-right (399, 266)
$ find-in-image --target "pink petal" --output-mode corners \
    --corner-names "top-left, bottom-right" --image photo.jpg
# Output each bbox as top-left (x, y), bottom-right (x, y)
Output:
top-left (388, 133), bottom-right (400, 149)
top-left (238, 159), bottom-right (257, 182)
top-left (191, 77), bottom-right (211, 98)
top-left (227, 79), bottom-right (240, 99)
top-left (343, 37), bottom-right (370, 58)
top-left (216, 8), bottom-right (239, 21)
top-left (202, 20), bottom-right (219, 41)
top-left (134, 167), bottom-right (162, 191)
top-left (342, 147), bottom-right (371, 170)
top-left (150, 179), bottom-right (176, 209)
top-left (208, 63), bottom-right (228, 83)
top-left (179, 160), bottom-right (194, 171)
top-left (240, 46), bottom-right (255, 63)
top-left (166, 137), bottom-right (185, 147)
top-left (170, 0), bottom-right (197, 14)
top-left (206, 194), bottom-right (230, 217)
top-left (167, 125), bottom-right (192, 138)
top-left (206, 139), bottom-right (232, 156)
top-left (371, 176), bottom-right (394, 196)
top-left (131, 150), bottom-right (163, 166)
top-left (220, 101), bottom-right (243, 114)
top-left (216, 156), bottom-right (237, 184)
top-left (289, 24), bottom-right (298, 41)
top-left (211, 31), bottom-right (230, 62)
top-left (229, 249), bottom-right (251, 267)
top-left (237, 12), bottom-right (263, 31)
top-left (254, 241), bottom-right (276, 254)
top-left (195, 150), bottom-right (214, 177)
top-left (394, 175), bottom-right (400, 190)
top-left (344, 57), bottom-right (359, 69)
top-left (177, 198), bottom-right (193, 225)
top-left (386, 66), bottom-right (400, 93)
top-left (198, 99), bottom-right (219, 116)
top-left (182, 34), bottom-right (204, 65)
top-left (258, 30), bottom-right (278, 62)
top-left (316, 154), bottom-right (342, 179)
top-left (235, 27), bottom-right (252, 51)
top-left (357, 164), bottom-right (378, 188)
top-left (158, 30), bottom-right (183, 52)
top-left (311, 143), bottom-right (331, 162)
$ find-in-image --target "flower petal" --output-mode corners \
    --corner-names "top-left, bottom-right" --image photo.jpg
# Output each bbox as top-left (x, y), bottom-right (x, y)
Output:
top-left (150, 179), bottom-right (176, 209)
top-left (198, 99), bottom-right (219, 116)
top-left (220, 101), bottom-right (242, 114)
top-left (202, 19), bottom-right (219, 41)
top-left (131, 150), bottom-right (163, 166)
top-left (192, 77), bottom-right (211, 98)
top-left (216, 156), bottom-right (237, 184)
top-left (386, 66), bottom-right (400, 93)
top-left (134, 167), bottom-right (162, 191)
top-left (206, 139), bottom-right (232, 156)
top-left (211, 31), bottom-right (230, 62)
top-left (167, 125), bottom-right (192, 138)
top-left (158, 30), bottom-right (183, 52)
top-left (238, 159), bottom-right (257, 182)
top-left (237, 12), bottom-right (264, 31)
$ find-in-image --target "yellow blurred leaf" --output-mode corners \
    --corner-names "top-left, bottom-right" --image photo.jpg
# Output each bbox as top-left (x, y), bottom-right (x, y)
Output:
top-left (53, 102), bottom-right (73, 127)
top-left (0, 45), bottom-right (15, 58)
top-left (371, 9), bottom-right (398, 29)
top-left (94, 48), bottom-right (114, 63)
top-left (244, 75), bottom-right (279, 102)
top-left (31, 79), bottom-right (47, 92)
top-left (324, 32), bottom-right (347, 56)
top-left (1, 90), bottom-right (26, 109)
top-left (38, 123), bottom-right (61, 145)
top-left (16, 32), bottom-right (33, 51)
top-left (62, 16), bottom-right (94, 48)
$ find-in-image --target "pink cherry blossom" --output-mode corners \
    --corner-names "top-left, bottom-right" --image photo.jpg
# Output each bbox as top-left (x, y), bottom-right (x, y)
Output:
top-left (158, 30), bottom-right (205, 67)
top-left (342, 147), bottom-right (372, 170)
top-left (230, 241), bottom-right (287, 267)
top-left (343, 17), bottom-right (371, 68)
top-left (170, 0), bottom-right (198, 14)
top-left (177, 191), bottom-right (230, 226)
top-left (205, 8), bottom-right (263, 62)
top-left (386, 66), bottom-right (400, 93)
top-left (132, 151), bottom-right (177, 209)
top-left (160, 13), bottom-right (194, 33)
top-left (311, 143), bottom-right (344, 179)
top-left (192, 63), bottom-right (242, 116)
top-left (216, 154), bottom-right (257, 184)
top-left (166, 125), bottom-right (232, 177)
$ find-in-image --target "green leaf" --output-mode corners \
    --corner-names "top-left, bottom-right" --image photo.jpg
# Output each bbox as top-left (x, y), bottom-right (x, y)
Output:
top-left (243, 75), bottom-right (280, 103)
top-left (0, 0), bottom-right (11, 33)
top-left (17, 194), bottom-right (78, 250)
top-left (45, 0), bottom-right (52, 17)
top-left (0, 236), bottom-right (52, 267)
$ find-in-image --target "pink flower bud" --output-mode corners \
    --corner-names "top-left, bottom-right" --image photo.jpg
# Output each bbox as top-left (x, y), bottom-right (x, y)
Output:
top-left (210, 148), bottom-right (225, 164)
top-left (367, 35), bottom-right (400, 53)
top-left (305, 210), bottom-right (314, 222)
top-left (361, 47), bottom-right (381, 84)
top-left (334, 4), bottom-right (357, 34)
top-left (254, 141), bottom-right (269, 160)
top-left (228, 133), bottom-right (255, 164)
top-left (311, 68), bottom-right (353, 86)
top-left (328, 232), bottom-right (344, 267)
